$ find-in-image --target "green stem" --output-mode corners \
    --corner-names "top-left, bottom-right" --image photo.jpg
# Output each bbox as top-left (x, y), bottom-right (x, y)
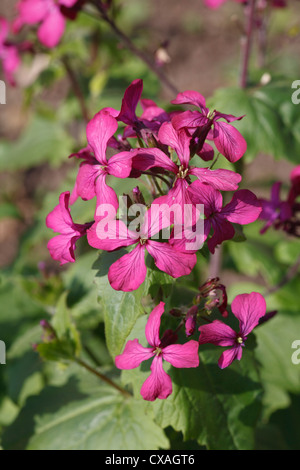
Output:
top-left (75, 358), bottom-right (131, 398)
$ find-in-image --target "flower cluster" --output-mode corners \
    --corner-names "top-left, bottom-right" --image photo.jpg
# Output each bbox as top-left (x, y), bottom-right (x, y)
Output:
top-left (46, 79), bottom-right (262, 291)
top-left (115, 292), bottom-right (267, 401)
top-left (259, 165), bottom-right (300, 237)
top-left (13, 0), bottom-right (85, 48)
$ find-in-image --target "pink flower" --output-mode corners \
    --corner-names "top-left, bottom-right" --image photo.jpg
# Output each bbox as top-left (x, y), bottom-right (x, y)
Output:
top-left (171, 90), bottom-right (247, 163)
top-left (131, 121), bottom-right (241, 225)
top-left (87, 204), bottom-right (197, 292)
top-left (70, 110), bottom-right (133, 212)
top-left (198, 292), bottom-right (266, 369)
top-left (259, 182), bottom-right (292, 234)
top-left (116, 79), bottom-right (171, 140)
top-left (115, 302), bottom-right (199, 401)
top-left (0, 17), bottom-right (21, 85)
top-left (288, 165), bottom-right (300, 206)
top-left (46, 191), bottom-right (92, 265)
top-left (13, 0), bottom-right (79, 48)
top-left (189, 182), bottom-right (262, 253)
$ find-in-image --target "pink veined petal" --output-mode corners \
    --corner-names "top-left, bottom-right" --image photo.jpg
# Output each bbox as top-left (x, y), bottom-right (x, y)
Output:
top-left (231, 292), bottom-right (267, 337)
top-left (87, 219), bottom-right (137, 251)
top-left (107, 151), bottom-right (133, 179)
top-left (172, 110), bottom-right (208, 130)
top-left (147, 240), bottom-right (197, 278)
top-left (117, 79), bottom-right (143, 125)
top-left (132, 148), bottom-right (178, 174)
top-left (162, 340), bottom-right (199, 368)
top-left (145, 302), bottom-right (165, 348)
top-left (208, 215), bottom-right (235, 254)
top-left (94, 171), bottom-right (119, 214)
top-left (75, 160), bottom-right (100, 201)
top-left (47, 233), bottom-right (78, 265)
top-left (213, 121), bottom-right (247, 163)
top-left (108, 244), bottom-right (147, 292)
top-left (222, 190), bottom-right (262, 224)
top-left (140, 355), bottom-right (173, 401)
top-left (198, 320), bottom-right (237, 347)
top-left (17, 0), bottom-right (48, 25)
top-left (189, 167), bottom-right (241, 191)
top-left (38, 7), bottom-right (66, 48)
top-left (188, 181), bottom-right (223, 217)
top-left (171, 90), bottom-right (207, 110)
top-left (140, 99), bottom-right (169, 123)
top-left (158, 121), bottom-right (191, 168)
top-left (46, 191), bottom-right (73, 233)
top-left (86, 111), bottom-right (118, 166)
top-left (169, 223), bottom-right (208, 254)
top-left (197, 143), bottom-right (215, 162)
top-left (218, 346), bottom-right (243, 369)
top-left (115, 339), bottom-right (154, 370)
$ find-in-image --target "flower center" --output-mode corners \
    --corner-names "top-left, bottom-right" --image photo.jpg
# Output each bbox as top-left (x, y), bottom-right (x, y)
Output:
top-left (154, 347), bottom-right (162, 356)
top-left (207, 110), bottom-right (216, 121)
top-left (177, 165), bottom-right (189, 179)
top-left (139, 238), bottom-right (147, 245)
top-left (236, 336), bottom-right (244, 345)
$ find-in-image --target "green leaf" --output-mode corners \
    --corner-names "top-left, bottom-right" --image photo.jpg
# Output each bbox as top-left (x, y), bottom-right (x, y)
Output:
top-left (254, 311), bottom-right (300, 418)
top-left (93, 251), bottom-right (147, 358)
top-left (2, 372), bottom-right (169, 450)
top-left (0, 117), bottom-right (74, 171)
top-left (209, 82), bottom-right (300, 163)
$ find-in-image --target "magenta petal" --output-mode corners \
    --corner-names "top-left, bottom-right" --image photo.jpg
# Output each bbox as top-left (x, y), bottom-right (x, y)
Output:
top-left (189, 167), bottom-right (241, 191)
top-left (218, 346), bottom-right (242, 369)
top-left (75, 161), bottom-right (100, 201)
top-left (231, 292), bottom-right (267, 337)
top-left (46, 191), bottom-right (73, 232)
top-left (115, 339), bottom-right (154, 370)
top-left (198, 320), bottom-right (237, 347)
top-left (107, 151), bottom-right (133, 178)
top-left (87, 111), bottom-right (118, 166)
top-left (47, 234), bottom-right (78, 265)
top-left (147, 241), bottom-right (197, 278)
top-left (17, 0), bottom-right (47, 25)
top-left (108, 244), bottom-right (147, 292)
top-left (140, 356), bottom-right (172, 401)
top-left (87, 219), bottom-right (137, 251)
top-left (145, 302), bottom-right (165, 348)
top-left (158, 122), bottom-right (191, 168)
top-left (132, 148), bottom-right (177, 174)
top-left (208, 216), bottom-right (235, 254)
top-left (213, 121), bottom-right (247, 162)
top-left (117, 79), bottom-right (143, 125)
top-left (172, 110), bottom-right (207, 130)
top-left (204, 0), bottom-right (228, 9)
top-left (162, 340), bottom-right (199, 368)
top-left (222, 190), bottom-right (262, 224)
top-left (171, 90), bottom-right (207, 110)
top-left (94, 172), bottom-right (119, 215)
top-left (59, 0), bottom-right (78, 6)
top-left (197, 143), bottom-right (215, 162)
top-left (188, 181), bottom-right (223, 217)
top-left (38, 7), bottom-right (65, 48)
